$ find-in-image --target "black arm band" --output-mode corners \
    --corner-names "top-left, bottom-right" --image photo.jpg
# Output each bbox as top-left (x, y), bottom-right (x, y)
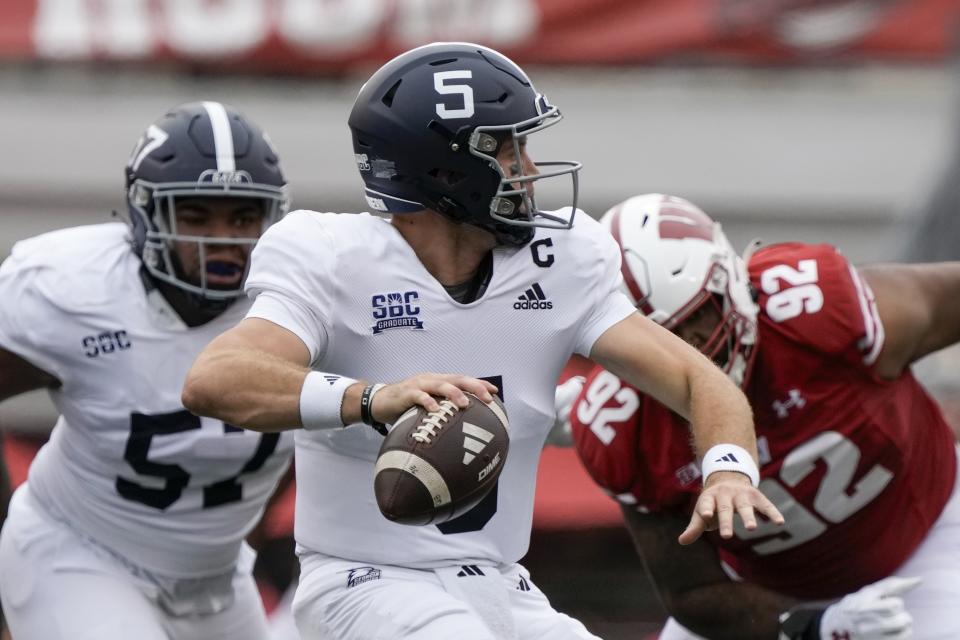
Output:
top-left (778, 604), bottom-right (826, 640)
top-left (360, 384), bottom-right (388, 435)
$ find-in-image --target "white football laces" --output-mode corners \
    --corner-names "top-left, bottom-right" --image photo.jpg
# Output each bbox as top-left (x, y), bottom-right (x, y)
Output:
top-left (412, 400), bottom-right (459, 444)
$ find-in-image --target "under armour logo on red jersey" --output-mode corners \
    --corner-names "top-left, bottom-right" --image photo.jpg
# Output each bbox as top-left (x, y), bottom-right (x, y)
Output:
top-left (773, 388), bottom-right (806, 418)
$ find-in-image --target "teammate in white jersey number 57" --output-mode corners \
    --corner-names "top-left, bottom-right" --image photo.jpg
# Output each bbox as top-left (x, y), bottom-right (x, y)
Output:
top-left (0, 102), bottom-right (293, 640)
top-left (183, 42), bottom-right (784, 640)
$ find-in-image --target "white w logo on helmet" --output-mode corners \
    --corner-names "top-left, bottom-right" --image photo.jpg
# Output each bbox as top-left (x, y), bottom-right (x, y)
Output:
top-left (600, 193), bottom-right (759, 387)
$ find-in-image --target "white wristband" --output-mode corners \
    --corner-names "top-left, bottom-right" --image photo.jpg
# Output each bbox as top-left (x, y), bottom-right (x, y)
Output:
top-left (701, 444), bottom-right (760, 487)
top-left (299, 371), bottom-right (359, 431)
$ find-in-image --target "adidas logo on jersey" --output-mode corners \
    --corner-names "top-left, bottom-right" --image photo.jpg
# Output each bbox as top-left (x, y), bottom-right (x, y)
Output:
top-left (514, 282), bottom-right (553, 310)
top-left (457, 565), bottom-right (486, 577)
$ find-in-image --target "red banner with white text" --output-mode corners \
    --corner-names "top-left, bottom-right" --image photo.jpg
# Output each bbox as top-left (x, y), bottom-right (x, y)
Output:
top-left (1, 0), bottom-right (957, 72)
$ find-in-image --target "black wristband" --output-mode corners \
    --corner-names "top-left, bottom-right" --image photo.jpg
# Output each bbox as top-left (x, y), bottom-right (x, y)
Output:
top-left (360, 384), bottom-right (388, 435)
top-left (778, 604), bottom-right (826, 640)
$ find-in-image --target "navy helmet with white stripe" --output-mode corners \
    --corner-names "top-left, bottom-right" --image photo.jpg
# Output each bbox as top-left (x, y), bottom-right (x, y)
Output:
top-left (125, 101), bottom-right (289, 301)
top-left (348, 42), bottom-right (581, 246)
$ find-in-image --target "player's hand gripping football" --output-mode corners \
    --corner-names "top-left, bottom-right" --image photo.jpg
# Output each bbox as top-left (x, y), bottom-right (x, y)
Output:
top-left (678, 470), bottom-right (784, 545)
top-left (368, 374), bottom-right (498, 426)
top-left (817, 576), bottom-right (920, 640)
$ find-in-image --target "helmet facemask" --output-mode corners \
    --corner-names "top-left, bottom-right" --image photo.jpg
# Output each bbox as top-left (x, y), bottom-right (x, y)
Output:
top-left (604, 193), bottom-right (759, 388)
top-left (664, 262), bottom-right (758, 387)
top-left (467, 97), bottom-right (582, 233)
top-left (128, 178), bottom-right (288, 300)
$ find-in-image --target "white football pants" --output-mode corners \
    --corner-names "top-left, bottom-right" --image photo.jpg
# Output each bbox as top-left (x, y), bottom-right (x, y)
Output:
top-left (292, 550), bottom-right (600, 640)
top-left (0, 485), bottom-right (271, 640)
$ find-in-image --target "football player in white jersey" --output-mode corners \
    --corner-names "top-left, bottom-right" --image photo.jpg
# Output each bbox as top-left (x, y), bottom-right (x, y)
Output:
top-left (182, 43), bottom-right (783, 640)
top-left (0, 102), bottom-right (295, 640)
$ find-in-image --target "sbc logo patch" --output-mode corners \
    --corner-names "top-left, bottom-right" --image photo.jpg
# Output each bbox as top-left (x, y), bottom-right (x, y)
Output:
top-left (372, 291), bottom-right (424, 334)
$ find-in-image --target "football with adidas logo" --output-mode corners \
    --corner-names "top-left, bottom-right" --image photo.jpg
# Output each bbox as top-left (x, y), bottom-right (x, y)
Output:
top-left (373, 393), bottom-right (509, 526)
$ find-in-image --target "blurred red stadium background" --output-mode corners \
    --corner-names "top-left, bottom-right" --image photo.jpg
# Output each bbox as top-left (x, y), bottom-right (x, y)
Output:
top-left (1, 0), bottom-right (958, 70)
top-left (2, 2), bottom-right (960, 638)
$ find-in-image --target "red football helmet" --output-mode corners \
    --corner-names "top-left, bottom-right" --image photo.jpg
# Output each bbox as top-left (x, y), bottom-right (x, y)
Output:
top-left (600, 193), bottom-right (758, 386)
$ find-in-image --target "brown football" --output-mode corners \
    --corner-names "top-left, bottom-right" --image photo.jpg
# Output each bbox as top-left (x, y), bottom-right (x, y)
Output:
top-left (374, 393), bottom-right (509, 526)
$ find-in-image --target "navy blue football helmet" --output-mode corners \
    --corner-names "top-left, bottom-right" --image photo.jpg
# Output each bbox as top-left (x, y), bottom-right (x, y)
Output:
top-left (125, 101), bottom-right (289, 300)
top-left (348, 42), bottom-right (581, 246)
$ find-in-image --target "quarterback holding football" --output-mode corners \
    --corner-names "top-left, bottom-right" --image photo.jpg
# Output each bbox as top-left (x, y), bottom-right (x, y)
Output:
top-left (183, 43), bottom-right (783, 640)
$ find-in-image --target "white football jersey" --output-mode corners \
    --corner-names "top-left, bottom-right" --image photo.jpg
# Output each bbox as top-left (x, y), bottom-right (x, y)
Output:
top-left (0, 223), bottom-right (294, 578)
top-left (246, 210), bottom-right (635, 567)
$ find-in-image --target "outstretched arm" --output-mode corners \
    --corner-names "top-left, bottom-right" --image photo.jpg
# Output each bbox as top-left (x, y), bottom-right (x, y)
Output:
top-left (590, 313), bottom-right (783, 543)
top-left (859, 262), bottom-right (960, 380)
top-left (182, 318), bottom-right (496, 432)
